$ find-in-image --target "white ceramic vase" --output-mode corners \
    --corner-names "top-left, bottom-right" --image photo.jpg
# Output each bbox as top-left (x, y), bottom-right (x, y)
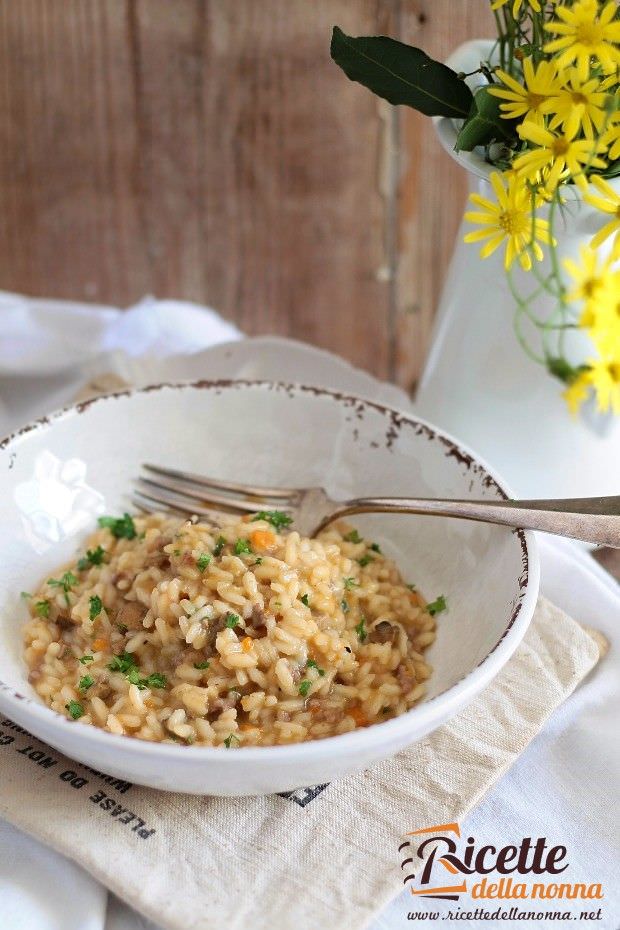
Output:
top-left (414, 40), bottom-right (620, 499)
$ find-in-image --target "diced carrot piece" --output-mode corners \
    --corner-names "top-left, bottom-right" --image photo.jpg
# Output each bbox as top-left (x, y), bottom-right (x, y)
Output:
top-left (92, 637), bottom-right (109, 652)
top-left (241, 636), bottom-right (254, 653)
top-left (349, 706), bottom-right (368, 727)
top-left (250, 529), bottom-right (276, 550)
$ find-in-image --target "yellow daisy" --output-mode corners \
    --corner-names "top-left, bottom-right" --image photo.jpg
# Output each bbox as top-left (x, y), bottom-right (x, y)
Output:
top-left (563, 244), bottom-right (612, 305)
top-left (587, 267), bottom-right (620, 333)
top-left (544, 0), bottom-right (620, 81)
top-left (548, 70), bottom-right (608, 138)
top-left (489, 58), bottom-right (561, 125)
top-left (491, 0), bottom-right (541, 17)
top-left (587, 350), bottom-right (620, 413)
top-left (602, 113), bottom-right (620, 161)
top-left (514, 116), bottom-right (607, 191)
top-left (583, 174), bottom-right (620, 255)
top-left (563, 370), bottom-right (592, 415)
top-left (464, 171), bottom-right (552, 271)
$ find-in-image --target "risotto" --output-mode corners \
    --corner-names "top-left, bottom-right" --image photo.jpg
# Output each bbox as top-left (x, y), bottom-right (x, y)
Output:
top-left (23, 510), bottom-right (444, 747)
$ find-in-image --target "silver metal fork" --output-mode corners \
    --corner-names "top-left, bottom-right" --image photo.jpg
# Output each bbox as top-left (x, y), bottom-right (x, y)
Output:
top-left (133, 464), bottom-right (620, 547)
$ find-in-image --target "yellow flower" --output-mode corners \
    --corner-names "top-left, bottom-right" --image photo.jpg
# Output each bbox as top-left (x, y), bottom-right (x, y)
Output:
top-left (544, 0), bottom-right (620, 81)
top-left (587, 266), bottom-right (620, 334)
top-left (563, 244), bottom-right (611, 305)
top-left (602, 113), bottom-right (620, 161)
top-left (491, 0), bottom-right (541, 17)
top-left (548, 70), bottom-right (608, 138)
top-left (464, 171), bottom-right (552, 271)
top-left (583, 174), bottom-right (620, 256)
top-left (514, 116), bottom-right (607, 191)
top-left (489, 58), bottom-right (561, 125)
top-left (587, 350), bottom-right (620, 413)
top-left (563, 371), bottom-right (592, 414)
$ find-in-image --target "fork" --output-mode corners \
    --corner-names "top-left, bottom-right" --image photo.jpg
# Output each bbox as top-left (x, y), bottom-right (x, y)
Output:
top-left (133, 464), bottom-right (620, 547)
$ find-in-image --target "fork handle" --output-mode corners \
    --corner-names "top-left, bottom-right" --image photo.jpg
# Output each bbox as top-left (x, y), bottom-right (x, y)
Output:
top-left (330, 495), bottom-right (620, 548)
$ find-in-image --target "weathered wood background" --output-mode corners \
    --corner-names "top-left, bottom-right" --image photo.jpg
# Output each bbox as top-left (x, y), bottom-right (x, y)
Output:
top-left (0, 0), bottom-right (493, 392)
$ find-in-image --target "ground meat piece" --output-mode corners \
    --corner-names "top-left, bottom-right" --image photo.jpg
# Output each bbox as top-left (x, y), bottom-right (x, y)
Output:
top-left (55, 615), bottom-right (74, 630)
top-left (290, 663), bottom-right (302, 685)
top-left (368, 621), bottom-right (397, 644)
top-left (115, 600), bottom-right (145, 631)
top-left (203, 614), bottom-right (230, 652)
top-left (146, 551), bottom-right (170, 569)
top-left (396, 662), bottom-right (416, 693)
top-left (245, 605), bottom-right (271, 639)
top-left (209, 693), bottom-right (238, 715)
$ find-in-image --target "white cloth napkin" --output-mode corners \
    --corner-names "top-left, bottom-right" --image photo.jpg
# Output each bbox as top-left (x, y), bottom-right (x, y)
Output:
top-left (0, 293), bottom-right (618, 930)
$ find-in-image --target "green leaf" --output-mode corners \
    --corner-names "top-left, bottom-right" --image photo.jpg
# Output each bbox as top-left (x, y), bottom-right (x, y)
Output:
top-left (456, 86), bottom-right (515, 152)
top-left (426, 595), bottom-right (447, 616)
top-left (331, 26), bottom-right (472, 119)
top-left (547, 357), bottom-right (590, 385)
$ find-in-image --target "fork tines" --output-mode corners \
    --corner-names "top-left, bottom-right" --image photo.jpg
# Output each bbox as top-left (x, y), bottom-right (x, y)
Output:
top-left (133, 463), bottom-right (297, 521)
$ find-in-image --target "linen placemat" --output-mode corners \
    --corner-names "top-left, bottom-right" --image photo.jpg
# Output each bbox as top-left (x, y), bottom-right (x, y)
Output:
top-left (0, 597), bottom-right (604, 930)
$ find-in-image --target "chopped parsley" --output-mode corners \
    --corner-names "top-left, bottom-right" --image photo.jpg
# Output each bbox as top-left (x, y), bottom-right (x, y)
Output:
top-left (65, 700), bottom-right (84, 720)
top-left (79, 655), bottom-right (94, 664)
top-left (78, 674), bottom-right (94, 692)
top-left (306, 659), bottom-right (325, 676)
top-left (196, 553), bottom-right (211, 572)
top-left (234, 538), bottom-right (252, 555)
top-left (225, 612), bottom-right (240, 629)
top-left (251, 510), bottom-right (293, 530)
top-left (426, 595), bottom-right (447, 616)
top-left (252, 557), bottom-right (263, 566)
top-left (142, 672), bottom-right (167, 690)
top-left (98, 513), bottom-right (137, 540)
top-left (194, 661), bottom-right (210, 670)
top-left (173, 548), bottom-right (181, 556)
top-left (370, 542), bottom-right (382, 553)
top-left (344, 529), bottom-right (363, 544)
top-left (407, 583), bottom-right (417, 592)
top-left (35, 600), bottom-right (50, 618)
top-left (20, 591), bottom-right (31, 599)
top-left (298, 679), bottom-right (312, 697)
top-left (224, 734), bottom-right (240, 748)
top-left (89, 595), bottom-right (103, 622)
top-left (343, 577), bottom-right (359, 590)
top-left (117, 623), bottom-right (128, 634)
top-left (125, 666), bottom-right (168, 690)
top-left (355, 618), bottom-right (367, 642)
top-left (213, 536), bottom-right (226, 556)
top-left (77, 546), bottom-right (106, 571)
top-left (357, 554), bottom-right (374, 568)
top-left (48, 571), bottom-right (78, 592)
top-left (48, 571), bottom-right (78, 605)
top-left (108, 652), bottom-right (137, 674)
top-left (300, 593), bottom-right (310, 607)
top-left (341, 598), bottom-right (349, 614)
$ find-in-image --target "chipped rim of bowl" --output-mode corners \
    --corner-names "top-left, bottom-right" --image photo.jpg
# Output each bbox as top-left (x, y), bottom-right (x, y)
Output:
top-left (0, 380), bottom-right (540, 764)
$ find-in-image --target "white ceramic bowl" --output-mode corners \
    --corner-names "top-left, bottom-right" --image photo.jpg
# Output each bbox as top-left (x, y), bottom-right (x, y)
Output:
top-left (0, 381), bottom-right (539, 795)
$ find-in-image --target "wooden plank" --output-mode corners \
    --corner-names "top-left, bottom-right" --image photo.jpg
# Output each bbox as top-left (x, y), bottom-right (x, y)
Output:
top-left (0, 0), bottom-right (398, 380)
top-left (394, 0), bottom-right (494, 392)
